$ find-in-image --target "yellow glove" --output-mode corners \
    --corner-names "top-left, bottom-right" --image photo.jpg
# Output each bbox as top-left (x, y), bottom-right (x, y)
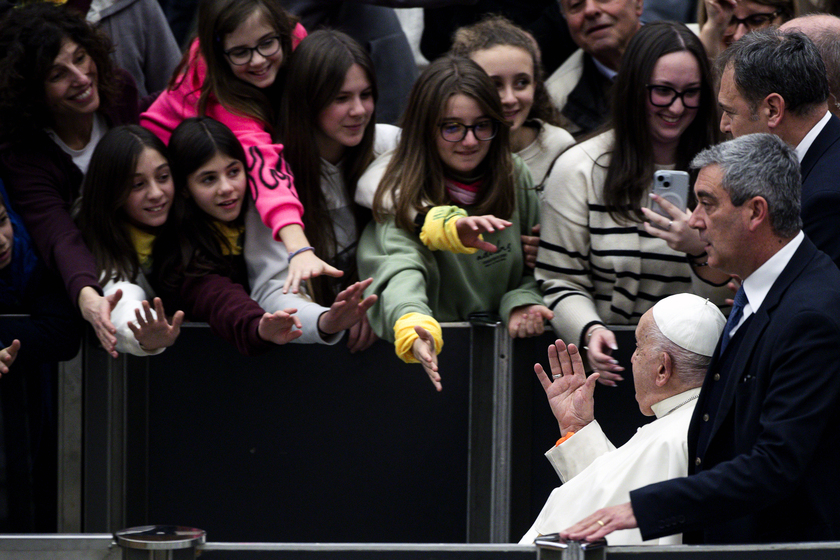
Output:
top-left (394, 312), bottom-right (443, 363)
top-left (419, 206), bottom-right (479, 254)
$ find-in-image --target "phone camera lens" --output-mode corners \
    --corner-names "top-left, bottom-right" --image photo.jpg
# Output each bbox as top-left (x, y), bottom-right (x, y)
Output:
top-left (663, 182), bottom-right (670, 188)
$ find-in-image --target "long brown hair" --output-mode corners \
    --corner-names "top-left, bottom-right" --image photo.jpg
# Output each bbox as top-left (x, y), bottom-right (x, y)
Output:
top-left (373, 56), bottom-right (515, 231)
top-left (278, 30), bottom-right (377, 304)
top-left (168, 0), bottom-right (297, 127)
top-left (153, 117), bottom-right (249, 296)
top-left (78, 126), bottom-right (170, 284)
top-left (602, 21), bottom-right (720, 223)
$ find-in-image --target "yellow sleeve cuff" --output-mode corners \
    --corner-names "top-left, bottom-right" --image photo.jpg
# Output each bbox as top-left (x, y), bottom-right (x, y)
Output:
top-left (394, 312), bottom-right (444, 363)
top-left (419, 205), bottom-right (479, 254)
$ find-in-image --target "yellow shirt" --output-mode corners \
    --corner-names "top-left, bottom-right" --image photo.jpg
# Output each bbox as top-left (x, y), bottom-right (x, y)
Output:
top-left (213, 221), bottom-right (244, 256)
top-left (128, 224), bottom-right (156, 269)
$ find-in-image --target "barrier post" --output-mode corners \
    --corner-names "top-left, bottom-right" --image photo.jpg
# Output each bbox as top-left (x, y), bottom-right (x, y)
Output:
top-left (115, 526), bottom-right (205, 560)
top-left (535, 535), bottom-right (606, 560)
top-left (467, 319), bottom-right (514, 542)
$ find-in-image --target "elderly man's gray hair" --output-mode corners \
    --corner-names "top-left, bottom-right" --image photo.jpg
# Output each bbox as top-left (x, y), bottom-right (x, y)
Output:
top-left (647, 325), bottom-right (709, 387)
top-left (690, 133), bottom-right (802, 238)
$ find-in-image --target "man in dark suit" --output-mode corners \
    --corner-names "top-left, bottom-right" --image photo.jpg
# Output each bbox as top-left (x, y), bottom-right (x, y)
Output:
top-left (560, 133), bottom-right (840, 544)
top-left (716, 28), bottom-right (840, 270)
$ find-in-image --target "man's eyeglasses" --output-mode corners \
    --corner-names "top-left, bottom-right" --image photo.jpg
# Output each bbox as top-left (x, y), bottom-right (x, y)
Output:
top-left (646, 85), bottom-right (702, 109)
top-left (439, 120), bottom-right (498, 142)
top-left (223, 36), bottom-right (281, 66)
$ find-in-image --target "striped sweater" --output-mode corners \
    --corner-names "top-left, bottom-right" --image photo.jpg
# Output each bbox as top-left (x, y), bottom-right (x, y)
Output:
top-left (535, 131), bottom-right (729, 348)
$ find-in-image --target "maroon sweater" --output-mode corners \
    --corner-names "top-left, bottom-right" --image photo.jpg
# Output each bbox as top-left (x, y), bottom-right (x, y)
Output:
top-left (0, 71), bottom-right (139, 305)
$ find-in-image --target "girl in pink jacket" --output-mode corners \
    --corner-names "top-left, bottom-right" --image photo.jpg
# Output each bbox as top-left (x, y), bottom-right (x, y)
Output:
top-left (141, 0), bottom-right (340, 295)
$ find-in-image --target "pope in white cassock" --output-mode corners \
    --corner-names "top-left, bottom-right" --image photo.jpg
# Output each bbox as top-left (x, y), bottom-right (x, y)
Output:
top-left (520, 293), bottom-right (725, 545)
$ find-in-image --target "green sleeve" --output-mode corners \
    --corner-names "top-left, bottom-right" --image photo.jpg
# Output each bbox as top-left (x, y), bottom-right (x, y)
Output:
top-left (357, 217), bottom-right (441, 342)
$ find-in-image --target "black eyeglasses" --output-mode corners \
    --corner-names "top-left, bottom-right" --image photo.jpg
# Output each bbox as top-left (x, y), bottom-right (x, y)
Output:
top-left (439, 120), bottom-right (498, 142)
top-left (726, 10), bottom-right (781, 32)
top-left (223, 36), bottom-right (281, 66)
top-left (646, 85), bottom-right (702, 109)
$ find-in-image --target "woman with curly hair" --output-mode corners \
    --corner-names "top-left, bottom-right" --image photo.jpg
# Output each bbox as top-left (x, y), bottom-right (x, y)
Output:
top-left (450, 15), bottom-right (573, 189)
top-left (0, 2), bottom-right (141, 357)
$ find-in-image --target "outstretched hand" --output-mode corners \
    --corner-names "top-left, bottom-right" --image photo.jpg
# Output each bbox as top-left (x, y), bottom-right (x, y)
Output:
top-left (508, 304), bottom-right (553, 338)
top-left (535, 339), bottom-right (599, 435)
top-left (585, 326), bottom-right (624, 386)
top-left (317, 278), bottom-right (377, 336)
top-left (258, 308), bottom-right (303, 345)
top-left (412, 325), bottom-right (440, 391)
top-left (347, 312), bottom-right (378, 353)
top-left (128, 298), bottom-right (185, 352)
top-left (455, 214), bottom-right (512, 253)
top-left (0, 339), bottom-right (20, 375)
top-left (283, 249), bottom-right (343, 294)
top-left (78, 286), bottom-right (120, 358)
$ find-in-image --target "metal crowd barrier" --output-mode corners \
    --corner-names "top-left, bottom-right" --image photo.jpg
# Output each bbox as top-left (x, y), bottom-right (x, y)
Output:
top-left (57, 321), bottom-right (648, 542)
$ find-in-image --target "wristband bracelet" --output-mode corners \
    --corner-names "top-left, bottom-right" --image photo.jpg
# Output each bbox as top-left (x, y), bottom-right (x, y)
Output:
top-left (586, 325), bottom-right (607, 341)
top-left (288, 246), bottom-right (314, 263)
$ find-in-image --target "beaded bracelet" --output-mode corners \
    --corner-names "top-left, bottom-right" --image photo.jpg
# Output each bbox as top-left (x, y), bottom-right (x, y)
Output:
top-left (288, 246), bottom-right (315, 263)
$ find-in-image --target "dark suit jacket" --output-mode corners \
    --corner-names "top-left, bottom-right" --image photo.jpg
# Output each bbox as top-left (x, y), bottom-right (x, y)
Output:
top-left (800, 114), bottom-right (840, 270)
top-left (630, 236), bottom-right (840, 543)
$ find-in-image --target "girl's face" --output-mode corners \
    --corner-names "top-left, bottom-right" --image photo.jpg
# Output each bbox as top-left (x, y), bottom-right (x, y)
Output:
top-left (222, 9), bottom-right (283, 89)
top-left (469, 45), bottom-right (535, 134)
top-left (645, 51), bottom-right (701, 152)
top-left (315, 63), bottom-right (375, 164)
top-left (0, 205), bottom-right (13, 271)
top-left (44, 37), bottom-right (100, 123)
top-left (186, 152), bottom-right (247, 222)
top-left (124, 147), bottom-right (174, 230)
top-left (435, 94), bottom-right (493, 176)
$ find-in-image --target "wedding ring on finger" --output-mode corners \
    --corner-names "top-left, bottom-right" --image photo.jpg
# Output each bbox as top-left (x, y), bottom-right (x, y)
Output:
top-left (596, 520), bottom-right (605, 527)
top-left (553, 373), bottom-right (562, 379)
top-left (668, 220), bottom-right (673, 231)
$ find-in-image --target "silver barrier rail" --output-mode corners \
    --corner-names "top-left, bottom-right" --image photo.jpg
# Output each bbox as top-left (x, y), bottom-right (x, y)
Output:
top-left (2, 533), bottom-right (840, 560)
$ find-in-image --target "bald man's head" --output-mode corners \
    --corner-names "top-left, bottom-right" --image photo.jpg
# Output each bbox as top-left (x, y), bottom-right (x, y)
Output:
top-left (781, 15), bottom-right (840, 116)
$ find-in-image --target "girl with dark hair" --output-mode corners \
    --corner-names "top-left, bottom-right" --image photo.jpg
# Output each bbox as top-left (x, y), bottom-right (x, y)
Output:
top-left (154, 117), bottom-right (375, 355)
top-left (537, 22), bottom-right (730, 382)
top-left (78, 125), bottom-right (183, 356)
top-left (0, 2), bottom-right (140, 357)
top-left (357, 56), bottom-right (552, 391)
top-left (248, 29), bottom-right (396, 351)
top-left (141, 0), bottom-right (342, 297)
